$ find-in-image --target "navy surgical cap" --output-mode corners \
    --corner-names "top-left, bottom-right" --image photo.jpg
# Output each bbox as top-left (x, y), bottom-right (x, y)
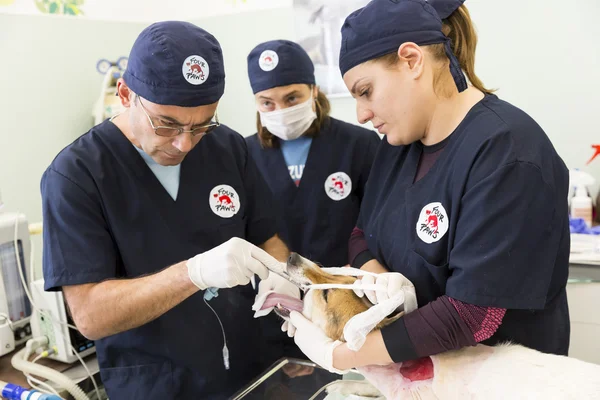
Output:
top-left (247, 40), bottom-right (316, 94)
top-left (123, 21), bottom-right (225, 107)
top-left (339, 0), bottom-right (468, 92)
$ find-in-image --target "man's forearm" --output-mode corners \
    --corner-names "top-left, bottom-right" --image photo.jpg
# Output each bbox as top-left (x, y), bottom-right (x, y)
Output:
top-left (63, 261), bottom-right (199, 340)
top-left (260, 234), bottom-right (290, 262)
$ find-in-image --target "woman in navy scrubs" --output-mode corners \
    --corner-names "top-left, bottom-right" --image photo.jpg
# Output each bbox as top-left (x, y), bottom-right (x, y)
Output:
top-left (245, 39), bottom-right (380, 374)
top-left (287, 0), bottom-right (571, 373)
top-left (246, 40), bottom-right (381, 271)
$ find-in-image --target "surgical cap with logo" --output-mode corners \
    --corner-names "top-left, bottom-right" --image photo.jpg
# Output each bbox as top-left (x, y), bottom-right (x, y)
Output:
top-left (339, 0), bottom-right (468, 92)
top-left (247, 40), bottom-right (316, 94)
top-left (123, 21), bottom-right (225, 107)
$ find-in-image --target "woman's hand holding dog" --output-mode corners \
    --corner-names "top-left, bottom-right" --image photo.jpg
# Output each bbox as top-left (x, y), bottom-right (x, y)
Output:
top-left (289, 311), bottom-right (350, 374)
top-left (353, 272), bottom-right (418, 313)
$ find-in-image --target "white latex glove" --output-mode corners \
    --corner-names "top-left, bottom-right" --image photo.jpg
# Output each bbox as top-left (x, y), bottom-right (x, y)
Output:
top-left (282, 319), bottom-right (296, 337)
top-left (289, 311), bottom-right (350, 375)
top-left (352, 272), bottom-right (418, 313)
top-left (252, 271), bottom-right (300, 318)
top-left (186, 237), bottom-right (269, 290)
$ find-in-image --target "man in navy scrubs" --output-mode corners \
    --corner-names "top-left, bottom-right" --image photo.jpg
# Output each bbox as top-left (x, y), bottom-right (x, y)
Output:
top-left (41, 21), bottom-right (289, 399)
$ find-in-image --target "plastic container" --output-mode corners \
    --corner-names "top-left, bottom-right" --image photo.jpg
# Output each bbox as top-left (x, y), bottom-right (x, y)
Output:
top-left (572, 185), bottom-right (593, 228)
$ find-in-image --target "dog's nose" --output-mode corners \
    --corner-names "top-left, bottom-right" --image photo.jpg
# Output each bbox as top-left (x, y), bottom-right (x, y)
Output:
top-left (288, 252), bottom-right (300, 266)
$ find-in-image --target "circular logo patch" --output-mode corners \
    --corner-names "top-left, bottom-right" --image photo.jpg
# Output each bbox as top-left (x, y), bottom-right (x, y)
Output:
top-left (259, 50), bottom-right (279, 72)
top-left (209, 185), bottom-right (241, 218)
top-left (324, 172), bottom-right (352, 201)
top-left (182, 55), bottom-right (210, 85)
top-left (416, 202), bottom-right (449, 244)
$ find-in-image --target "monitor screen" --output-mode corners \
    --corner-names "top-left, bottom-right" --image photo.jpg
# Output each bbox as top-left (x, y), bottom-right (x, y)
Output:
top-left (0, 240), bottom-right (32, 321)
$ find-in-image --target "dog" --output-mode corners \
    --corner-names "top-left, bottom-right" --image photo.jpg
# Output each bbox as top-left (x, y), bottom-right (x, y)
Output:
top-left (258, 252), bottom-right (600, 399)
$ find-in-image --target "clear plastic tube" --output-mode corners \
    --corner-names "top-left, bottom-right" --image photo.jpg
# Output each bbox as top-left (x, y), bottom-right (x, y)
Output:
top-left (11, 348), bottom-right (90, 400)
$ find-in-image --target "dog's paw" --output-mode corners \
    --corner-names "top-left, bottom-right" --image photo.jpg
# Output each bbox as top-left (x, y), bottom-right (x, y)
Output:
top-left (326, 380), bottom-right (384, 398)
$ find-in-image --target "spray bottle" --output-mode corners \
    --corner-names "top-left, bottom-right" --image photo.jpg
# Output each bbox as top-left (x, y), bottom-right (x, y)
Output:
top-left (570, 169), bottom-right (595, 228)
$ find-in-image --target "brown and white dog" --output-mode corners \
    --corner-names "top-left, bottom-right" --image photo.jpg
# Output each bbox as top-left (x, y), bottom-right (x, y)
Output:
top-left (259, 253), bottom-right (600, 400)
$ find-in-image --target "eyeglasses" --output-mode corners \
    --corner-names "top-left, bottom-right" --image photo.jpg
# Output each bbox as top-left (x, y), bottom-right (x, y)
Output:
top-left (137, 96), bottom-right (220, 138)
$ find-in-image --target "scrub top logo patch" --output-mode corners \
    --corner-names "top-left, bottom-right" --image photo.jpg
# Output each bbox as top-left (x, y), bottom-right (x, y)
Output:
top-left (182, 55), bottom-right (210, 85)
top-left (417, 202), bottom-right (449, 244)
top-left (325, 172), bottom-right (352, 201)
top-left (209, 185), bottom-right (240, 218)
top-left (259, 50), bottom-right (279, 72)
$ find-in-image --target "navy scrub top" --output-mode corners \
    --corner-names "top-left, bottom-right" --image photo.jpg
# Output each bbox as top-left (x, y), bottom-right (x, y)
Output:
top-left (359, 95), bottom-right (570, 355)
top-left (41, 120), bottom-right (278, 399)
top-left (246, 117), bottom-right (381, 267)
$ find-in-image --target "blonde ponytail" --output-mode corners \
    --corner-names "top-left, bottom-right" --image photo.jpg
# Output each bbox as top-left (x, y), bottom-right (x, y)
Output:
top-left (376, 5), bottom-right (494, 96)
top-left (432, 5), bottom-right (494, 94)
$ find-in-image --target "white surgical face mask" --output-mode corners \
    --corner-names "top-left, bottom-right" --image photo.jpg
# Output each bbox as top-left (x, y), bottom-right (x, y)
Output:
top-left (259, 95), bottom-right (317, 141)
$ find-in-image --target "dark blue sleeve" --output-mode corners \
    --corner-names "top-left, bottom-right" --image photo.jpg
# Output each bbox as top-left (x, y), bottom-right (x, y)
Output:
top-left (356, 132), bottom-right (381, 201)
top-left (41, 168), bottom-right (118, 291)
top-left (241, 141), bottom-right (278, 246)
top-left (447, 161), bottom-right (560, 309)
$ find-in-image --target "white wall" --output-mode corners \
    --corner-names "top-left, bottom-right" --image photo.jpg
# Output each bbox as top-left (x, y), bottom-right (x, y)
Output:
top-left (0, 14), bottom-right (146, 278)
top-left (189, 8), bottom-right (368, 136)
top-left (468, 0), bottom-right (600, 193)
top-left (2, 1), bottom-right (600, 278)
top-left (195, 0), bottom-right (600, 193)
top-left (188, 8), bottom-right (296, 136)
top-left (0, 0), bottom-right (292, 21)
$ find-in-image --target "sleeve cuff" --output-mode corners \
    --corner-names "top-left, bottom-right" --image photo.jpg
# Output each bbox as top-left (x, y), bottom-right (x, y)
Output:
top-left (380, 317), bottom-right (419, 363)
top-left (43, 270), bottom-right (116, 292)
top-left (351, 250), bottom-right (375, 269)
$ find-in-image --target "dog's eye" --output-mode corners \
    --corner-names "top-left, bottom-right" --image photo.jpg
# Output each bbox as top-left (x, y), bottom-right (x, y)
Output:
top-left (322, 289), bottom-right (329, 302)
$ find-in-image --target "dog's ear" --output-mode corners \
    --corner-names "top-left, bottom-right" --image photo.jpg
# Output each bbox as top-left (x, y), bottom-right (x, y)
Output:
top-left (375, 311), bottom-right (405, 330)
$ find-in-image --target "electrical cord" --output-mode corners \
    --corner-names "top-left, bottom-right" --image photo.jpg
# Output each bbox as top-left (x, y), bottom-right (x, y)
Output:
top-left (0, 312), bottom-right (14, 331)
top-left (13, 214), bottom-right (102, 400)
top-left (12, 214), bottom-right (78, 330)
top-left (27, 349), bottom-right (64, 398)
top-left (27, 375), bottom-right (64, 398)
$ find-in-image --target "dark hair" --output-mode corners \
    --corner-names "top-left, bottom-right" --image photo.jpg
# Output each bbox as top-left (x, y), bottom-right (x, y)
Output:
top-left (256, 86), bottom-right (331, 149)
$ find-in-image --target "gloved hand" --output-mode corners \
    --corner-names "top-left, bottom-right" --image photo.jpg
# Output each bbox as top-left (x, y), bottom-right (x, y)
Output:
top-left (187, 237), bottom-right (269, 290)
top-left (352, 272), bottom-right (418, 313)
top-left (289, 311), bottom-right (350, 375)
top-left (253, 271), bottom-right (300, 317)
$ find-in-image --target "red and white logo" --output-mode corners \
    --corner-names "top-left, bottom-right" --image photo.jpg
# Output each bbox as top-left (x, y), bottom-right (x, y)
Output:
top-left (416, 202), bottom-right (449, 244)
top-left (209, 185), bottom-right (240, 218)
top-left (259, 50), bottom-right (279, 72)
top-left (182, 55), bottom-right (210, 85)
top-left (324, 172), bottom-right (352, 201)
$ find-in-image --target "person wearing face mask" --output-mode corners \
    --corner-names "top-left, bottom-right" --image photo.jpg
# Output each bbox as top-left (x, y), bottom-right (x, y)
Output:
top-left (245, 40), bottom-right (380, 364)
top-left (286, 0), bottom-right (571, 375)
